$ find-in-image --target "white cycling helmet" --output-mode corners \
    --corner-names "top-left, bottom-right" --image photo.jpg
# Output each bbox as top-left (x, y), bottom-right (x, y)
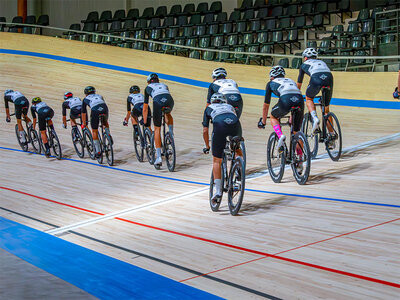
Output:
top-left (210, 93), bottom-right (227, 104)
top-left (212, 67), bottom-right (227, 79)
top-left (302, 47), bottom-right (318, 58)
top-left (5, 89), bottom-right (13, 95)
top-left (269, 65), bottom-right (285, 80)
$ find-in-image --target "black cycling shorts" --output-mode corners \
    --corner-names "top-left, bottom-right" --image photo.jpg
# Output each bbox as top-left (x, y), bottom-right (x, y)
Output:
top-left (153, 94), bottom-right (174, 127)
top-left (131, 103), bottom-right (152, 127)
top-left (225, 93), bottom-right (243, 119)
top-left (306, 72), bottom-right (333, 106)
top-left (14, 97), bottom-right (29, 120)
top-left (38, 108), bottom-right (54, 131)
top-left (90, 103), bottom-right (108, 130)
top-left (212, 114), bottom-right (242, 159)
top-left (271, 94), bottom-right (304, 132)
top-left (70, 106), bottom-right (82, 120)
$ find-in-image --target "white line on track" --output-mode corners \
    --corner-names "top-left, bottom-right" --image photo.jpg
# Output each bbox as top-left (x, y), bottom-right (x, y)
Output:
top-left (46, 132), bottom-right (400, 235)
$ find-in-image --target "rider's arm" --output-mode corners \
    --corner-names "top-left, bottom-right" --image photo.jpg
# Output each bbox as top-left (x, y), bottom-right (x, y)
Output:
top-left (143, 87), bottom-right (151, 122)
top-left (31, 107), bottom-right (37, 128)
top-left (202, 108), bottom-right (211, 149)
top-left (263, 83), bottom-right (272, 124)
top-left (125, 97), bottom-right (132, 122)
top-left (297, 65), bottom-right (306, 89)
top-left (4, 96), bottom-right (10, 119)
top-left (62, 101), bottom-right (68, 126)
top-left (206, 84), bottom-right (214, 105)
top-left (81, 98), bottom-right (89, 126)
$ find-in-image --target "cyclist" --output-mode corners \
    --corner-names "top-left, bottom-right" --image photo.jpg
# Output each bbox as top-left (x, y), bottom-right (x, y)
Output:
top-left (4, 89), bottom-right (32, 143)
top-left (142, 73), bottom-right (174, 167)
top-left (296, 47), bottom-right (334, 134)
top-left (81, 86), bottom-right (110, 157)
top-left (207, 67), bottom-right (243, 118)
top-left (257, 66), bottom-right (304, 170)
top-left (62, 92), bottom-right (83, 140)
top-left (123, 85), bottom-right (152, 136)
top-left (30, 97), bottom-right (54, 157)
top-left (203, 93), bottom-right (242, 204)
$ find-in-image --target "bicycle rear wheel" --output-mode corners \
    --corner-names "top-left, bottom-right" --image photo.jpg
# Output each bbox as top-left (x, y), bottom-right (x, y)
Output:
top-left (51, 130), bottom-right (62, 160)
top-left (228, 156), bottom-right (245, 216)
top-left (209, 162), bottom-right (225, 212)
top-left (104, 133), bottom-right (114, 166)
top-left (266, 132), bottom-right (285, 183)
top-left (144, 128), bottom-right (155, 165)
top-left (164, 132), bottom-right (176, 172)
top-left (29, 128), bottom-right (41, 154)
top-left (15, 124), bottom-right (28, 152)
top-left (240, 141), bottom-right (246, 169)
top-left (324, 112), bottom-right (342, 161)
top-left (301, 112), bottom-right (318, 159)
top-left (83, 129), bottom-right (95, 160)
top-left (291, 132), bottom-right (311, 185)
top-left (133, 127), bottom-right (144, 162)
top-left (72, 128), bottom-right (85, 158)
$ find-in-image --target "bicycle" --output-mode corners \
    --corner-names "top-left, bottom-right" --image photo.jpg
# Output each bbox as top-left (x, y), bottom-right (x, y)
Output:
top-left (39, 116), bottom-right (62, 160)
top-left (266, 107), bottom-right (311, 185)
top-left (85, 114), bottom-right (114, 166)
top-left (11, 112), bottom-right (41, 154)
top-left (66, 118), bottom-right (85, 158)
top-left (149, 107), bottom-right (176, 171)
top-left (301, 86), bottom-right (342, 161)
top-left (132, 115), bottom-right (153, 163)
top-left (209, 136), bottom-right (246, 216)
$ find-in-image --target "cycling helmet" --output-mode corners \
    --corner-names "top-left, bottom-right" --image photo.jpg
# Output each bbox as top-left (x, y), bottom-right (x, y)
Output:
top-left (64, 92), bottom-right (73, 100)
top-left (302, 47), bottom-right (318, 58)
top-left (32, 97), bottom-right (42, 104)
top-left (269, 65), bottom-right (286, 80)
top-left (210, 93), bottom-right (227, 104)
top-left (147, 73), bottom-right (159, 83)
top-left (84, 86), bottom-right (96, 95)
top-left (129, 85), bottom-right (140, 93)
top-left (5, 89), bottom-right (13, 94)
top-left (212, 67), bottom-right (227, 79)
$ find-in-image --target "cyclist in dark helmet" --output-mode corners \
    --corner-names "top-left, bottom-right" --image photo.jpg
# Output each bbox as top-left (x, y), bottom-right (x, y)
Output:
top-left (31, 97), bottom-right (55, 157)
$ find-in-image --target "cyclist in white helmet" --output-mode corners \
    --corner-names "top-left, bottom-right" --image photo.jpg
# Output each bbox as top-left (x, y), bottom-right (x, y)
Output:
top-left (297, 48), bottom-right (334, 134)
top-left (207, 67), bottom-right (243, 118)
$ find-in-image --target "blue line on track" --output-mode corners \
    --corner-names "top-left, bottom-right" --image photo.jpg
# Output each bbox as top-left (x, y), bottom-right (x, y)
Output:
top-left (1, 49), bottom-right (399, 110)
top-left (1, 146), bottom-right (399, 209)
top-left (0, 217), bottom-right (221, 300)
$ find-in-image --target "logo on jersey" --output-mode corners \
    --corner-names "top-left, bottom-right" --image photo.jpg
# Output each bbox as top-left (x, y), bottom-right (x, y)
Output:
top-left (160, 97), bottom-right (167, 103)
top-left (228, 95), bottom-right (237, 101)
top-left (320, 74), bottom-right (327, 80)
top-left (224, 118), bottom-right (233, 124)
top-left (290, 96), bottom-right (299, 102)
top-left (98, 106), bottom-right (104, 111)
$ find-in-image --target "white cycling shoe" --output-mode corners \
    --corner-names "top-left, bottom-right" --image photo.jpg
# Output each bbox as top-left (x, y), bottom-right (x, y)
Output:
top-left (312, 117), bottom-right (320, 134)
top-left (211, 192), bottom-right (222, 204)
top-left (154, 156), bottom-right (162, 166)
top-left (277, 135), bottom-right (286, 152)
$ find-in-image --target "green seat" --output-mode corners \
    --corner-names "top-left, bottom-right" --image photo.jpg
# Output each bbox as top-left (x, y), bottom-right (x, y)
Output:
top-left (199, 36), bottom-right (210, 48)
top-left (203, 50), bottom-right (215, 61)
top-left (217, 47), bottom-right (231, 62)
top-left (278, 58), bottom-right (289, 68)
top-left (189, 50), bottom-right (201, 59)
top-left (246, 45), bottom-right (260, 65)
top-left (292, 57), bottom-right (302, 69)
top-left (242, 33), bottom-right (254, 46)
top-left (212, 35), bottom-right (225, 48)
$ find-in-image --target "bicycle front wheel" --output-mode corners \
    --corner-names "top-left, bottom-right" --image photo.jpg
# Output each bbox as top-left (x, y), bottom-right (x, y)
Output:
top-left (15, 124), bottom-right (28, 152)
top-left (29, 128), bottom-right (41, 154)
top-left (96, 134), bottom-right (104, 164)
top-left (51, 130), bottom-right (62, 160)
top-left (266, 132), bottom-right (285, 183)
top-left (83, 129), bottom-right (95, 160)
top-left (164, 132), bottom-right (176, 172)
top-left (324, 112), bottom-right (342, 161)
top-left (144, 128), bottom-right (154, 165)
top-left (72, 128), bottom-right (84, 158)
top-left (104, 133), bottom-right (114, 166)
top-left (291, 131), bottom-right (311, 185)
top-left (228, 156), bottom-right (245, 216)
top-left (301, 112), bottom-right (318, 159)
top-left (133, 127), bottom-right (144, 162)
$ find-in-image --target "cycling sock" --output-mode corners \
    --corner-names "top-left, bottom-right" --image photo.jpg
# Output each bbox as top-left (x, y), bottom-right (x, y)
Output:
top-left (44, 142), bottom-right (50, 150)
top-left (156, 147), bottom-right (162, 159)
top-left (49, 124), bottom-right (54, 130)
top-left (168, 125), bottom-right (174, 136)
top-left (214, 179), bottom-right (222, 195)
top-left (273, 125), bottom-right (283, 139)
top-left (19, 131), bottom-right (26, 142)
top-left (311, 110), bottom-right (318, 119)
top-left (94, 140), bottom-right (101, 153)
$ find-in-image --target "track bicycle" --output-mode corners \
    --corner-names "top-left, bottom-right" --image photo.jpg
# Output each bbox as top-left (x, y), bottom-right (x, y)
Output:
top-left (266, 107), bottom-right (311, 185)
top-left (39, 116), bottom-right (62, 160)
top-left (209, 136), bottom-right (246, 216)
top-left (66, 118), bottom-right (86, 158)
top-left (149, 106), bottom-right (176, 171)
top-left (132, 115), bottom-right (153, 163)
top-left (88, 114), bottom-right (114, 166)
top-left (11, 112), bottom-right (41, 154)
top-left (301, 86), bottom-right (342, 161)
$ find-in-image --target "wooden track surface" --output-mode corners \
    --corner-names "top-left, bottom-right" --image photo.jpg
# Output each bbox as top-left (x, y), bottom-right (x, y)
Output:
top-left (1, 33), bottom-right (399, 299)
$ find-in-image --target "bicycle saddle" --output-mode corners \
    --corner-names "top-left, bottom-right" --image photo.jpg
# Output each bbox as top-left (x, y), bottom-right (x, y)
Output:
top-left (228, 136), bottom-right (244, 150)
top-left (161, 106), bottom-right (172, 114)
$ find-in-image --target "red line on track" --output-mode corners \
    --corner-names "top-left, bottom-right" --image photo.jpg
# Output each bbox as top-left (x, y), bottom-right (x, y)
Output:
top-left (1, 186), bottom-right (399, 289)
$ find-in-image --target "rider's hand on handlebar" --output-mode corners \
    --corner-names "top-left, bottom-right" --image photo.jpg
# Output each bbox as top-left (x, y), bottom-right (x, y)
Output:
top-left (5, 117), bottom-right (11, 123)
top-left (203, 147), bottom-right (210, 154)
top-left (257, 117), bottom-right (265, 129)
top-left (123, 119), bottom-right (128, 126)
top-left (139, 119), bottom-right (144, 125)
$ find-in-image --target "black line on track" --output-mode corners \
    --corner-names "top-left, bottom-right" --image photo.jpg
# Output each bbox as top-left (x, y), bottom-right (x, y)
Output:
top-left (0, 207), bottom-right (282, 300)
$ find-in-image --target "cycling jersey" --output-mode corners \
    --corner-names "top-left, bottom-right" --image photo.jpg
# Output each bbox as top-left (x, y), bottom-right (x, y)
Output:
top-left (31, 103), bottom-right (54, 131)
top-left (4, 91), bottom-right (29, 119)
top-left (298, 59), bottom-right (331, 83)
top-left (144, 83), bottom-right (170, 103)
top-left (207, 79), bottom-right (240, 103)
top-left (265, 77), bottom-right (302, 104)
top-left (82, 94), bottom-right (105, 113)
top-left (145, 83), bottom-right (174, 127)
top-left (127, 93), bottom-right (144, 111)
top-left (62, 97), bottom-right (82, 116)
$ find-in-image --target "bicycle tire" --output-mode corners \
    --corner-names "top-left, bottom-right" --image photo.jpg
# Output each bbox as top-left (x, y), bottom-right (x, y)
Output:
top-left (15, 124), bottom-right (28, 152)
top-left (144, 128), bottom-right (154, 164)
top-left (240, 140), bottom-right (246, 169)
top-left (209, 161), bottom-right (225, 212)
top-left (133, 126), bottom-right (144, 162)
top-left (266, 132), bottom-right (285, 183)
top-left (301, 112), bottom-right (319, 159)
top-left (104, 132), bottom-right (114, 166)
top-left (164, 132), bottom-right (176, 172)
top-left (83, 129), bottom-right (95, 160)
top-left (51, 129), bottom-right (62, 160)
top-left (97, 133), bottom-right (104, 164)
top-left (228, 156), bottom-right (246, 216)
top-left (324, 112), bottom-right (342, 161)
top-left (72, 128), bottom-right (85, 158)
top-left (291, 131), bottom-right (311, 185)
top-left (29, 128), bottom-right (41, 154)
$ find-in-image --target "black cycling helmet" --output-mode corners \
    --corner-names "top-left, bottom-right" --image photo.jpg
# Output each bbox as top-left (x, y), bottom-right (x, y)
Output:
top-left (64, 92), bottom-right (73, 100)
top-left (84, 86), bottom-right (96, 95)
top-left (129, 85), bottom-right (140, 93)
top-left (147, 73), bottom-right (159, 83)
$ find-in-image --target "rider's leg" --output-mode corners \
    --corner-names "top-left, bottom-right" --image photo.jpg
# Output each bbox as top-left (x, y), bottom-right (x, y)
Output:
top-left (212, 156), bottom-right (223, 196)
top-left (16, 118), bottom-right (25, 141)
top-left (165, 113), bottom-right (174, 136)
top-left (47, 119), bottom-right (54, 130)
top-left (154, 126), bottom-right (162, 160)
